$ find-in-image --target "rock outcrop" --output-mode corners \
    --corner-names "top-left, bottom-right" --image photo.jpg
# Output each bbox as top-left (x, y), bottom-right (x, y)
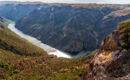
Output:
top-left (82, 20), bottom-right (130, 80)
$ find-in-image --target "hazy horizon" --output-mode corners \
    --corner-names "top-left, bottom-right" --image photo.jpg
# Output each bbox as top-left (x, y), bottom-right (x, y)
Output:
top-left (0, 0), bottom-right (130, 4)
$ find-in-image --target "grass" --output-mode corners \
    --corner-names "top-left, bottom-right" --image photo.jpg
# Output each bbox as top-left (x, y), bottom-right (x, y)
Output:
top-left (0, 47), bottom-right (93, 80)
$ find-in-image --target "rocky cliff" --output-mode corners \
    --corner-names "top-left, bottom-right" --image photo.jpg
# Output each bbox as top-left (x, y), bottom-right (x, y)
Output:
top-left (15, 4), bottom-right (130, 55)
top-left (82, 20), bottom-right (130, 80)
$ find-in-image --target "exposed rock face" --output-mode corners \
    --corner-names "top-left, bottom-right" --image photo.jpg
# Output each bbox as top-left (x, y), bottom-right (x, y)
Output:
top-left (15, 4), bottom-right (130, 55)
top-left (82, 20), bottom-right (130, 80)
top-left (100, 30), bottom-right (120, 51)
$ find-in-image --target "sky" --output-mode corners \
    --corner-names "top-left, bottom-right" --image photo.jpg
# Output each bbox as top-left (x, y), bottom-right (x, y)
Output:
top-left (0, 0), bottom-right (130, 4)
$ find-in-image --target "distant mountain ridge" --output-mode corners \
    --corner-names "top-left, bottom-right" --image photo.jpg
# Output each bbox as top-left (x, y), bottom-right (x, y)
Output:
top-left (0, 1), bottom-right (43, 5)
top-left (0, 2), bottom-right (49, 21)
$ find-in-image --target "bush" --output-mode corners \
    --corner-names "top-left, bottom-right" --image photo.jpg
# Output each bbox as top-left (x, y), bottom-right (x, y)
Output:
top-left (122, 42), bottom-right (129, 49)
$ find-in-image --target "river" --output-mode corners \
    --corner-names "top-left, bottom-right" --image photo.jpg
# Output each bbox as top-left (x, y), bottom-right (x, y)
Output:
top-left (8, 21), bottom-right (71, 58)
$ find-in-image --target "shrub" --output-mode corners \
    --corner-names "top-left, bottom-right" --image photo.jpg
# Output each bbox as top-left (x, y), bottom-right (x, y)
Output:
top-left (117, 20), bottom-right (130, 49)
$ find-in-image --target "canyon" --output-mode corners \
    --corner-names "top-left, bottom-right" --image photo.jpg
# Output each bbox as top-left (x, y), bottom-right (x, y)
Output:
top-left (0, 2), bottom-right (129, 80)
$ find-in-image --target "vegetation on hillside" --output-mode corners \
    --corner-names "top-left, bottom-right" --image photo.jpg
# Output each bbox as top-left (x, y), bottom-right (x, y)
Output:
top-left (117, 19), bottom-right (130, 49)
top-left (0, 47), bottom-right (94, 80)
top-left (0, 28), bottom-right (47, 56)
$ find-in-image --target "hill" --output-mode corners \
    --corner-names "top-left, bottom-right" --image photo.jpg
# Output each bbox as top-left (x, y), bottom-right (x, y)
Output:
top-left (15, 4), bottom-right (130, 55)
